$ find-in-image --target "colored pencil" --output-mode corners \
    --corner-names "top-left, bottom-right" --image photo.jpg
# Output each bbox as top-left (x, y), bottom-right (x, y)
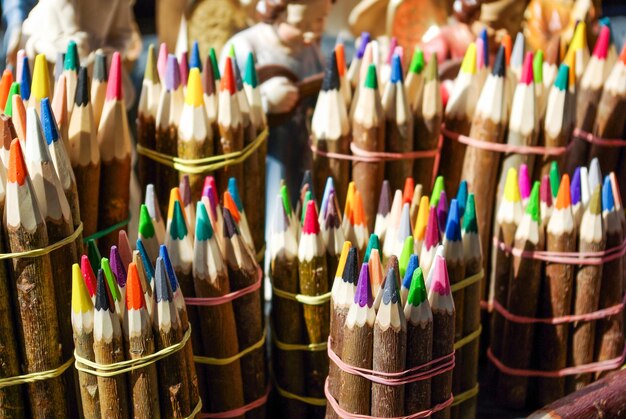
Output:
top-left (137, 44), bottom-right (161, 191)
top-left (412, 54), bottom-right (441, 191)
top-left (132, 248), bottom-right (154, 319)
top-left (335, 42), bottom-right (351, 108)
top-left (568, 185), bottom-right (604, 391)
top-left (460, 45), bottom-right (507, 279)
top-left (382, 189), bottom-right (402, 261)
top-left (383, 54), bottom-right (413, 191)
top-left (97, 52), bottom-right (131, 251)
top-left (405, 48), bottom-right (425, 117)
top-left (179, 67), bottom-right (212, 198)
top-left (594, 176), bottom-right (624, 378)
top-left (347, 32), bottom-right (371, 89)
top-left (0, 68), bottom-right (13, 114)
top-left (145, 184), bottom-right (166, 244)
top-left (323, 190), bottom-right (346, 285)
top-left (352, 64), bottom-right (384, 233)
top-left (372, 264), bottom-right (407, 417)
top-left (222, 208), bottom-right (266, 417)
top-left (153, 256), bottom-right (191, 416)
top-left (536, 174), bottom-right (575, 404)
top-left (403, 266), bottom-right (432, 414)
top-left (419, 206), bottom-right (440, 279)
top-left (0, 114), bottom-right (16, 176)
top-left (270, 193), bottom-right (306, 417)
top-left (413, 195), bottom-right (429, 253)
top-left (428, 249), bottom-right (455, 419)
top-left (68, 66), bottom-right (101, 238)
top-left (374, 180), bottom-right (391, 243)
top-left (9, 83), bottom-right (26, 143)
top-left (91, 51), bottom-right (107, 130)
top-left (589, 44), bottom-right (626, 173)
top-left (338, 262), bottom-right (375, 415)
top-left (326, 243), bottom-right (356, 418)
top-left (123, 262), bottom-right (160, 418)
top-left (312, 51), bottom-right (350, 208)
top-left (29, 54), bottom-right (50, 113)
top-left (440, 44), bottom-right (478, 193)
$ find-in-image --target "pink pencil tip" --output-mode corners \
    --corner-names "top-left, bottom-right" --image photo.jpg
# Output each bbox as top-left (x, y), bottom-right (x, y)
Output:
top-left (303, 200), bottom-right (320, 235)
top-left (520, 52), bottom-right (534, 85)
top-left (593, 26), bottom-right (610, 60)
top-left (106, 52), bottom-right (123, 101)
top-left (431, 254), bottom-right (451, 295)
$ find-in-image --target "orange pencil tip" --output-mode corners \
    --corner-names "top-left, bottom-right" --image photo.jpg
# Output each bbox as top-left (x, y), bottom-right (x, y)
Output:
top-left (223, 191), bottom-right (241, 223)
top-left (126, 263), bottom-right (145, 310)
top-left (555, 174), bottom-right (571, 209)
top-left (8, 139), bottom-right (27, 185)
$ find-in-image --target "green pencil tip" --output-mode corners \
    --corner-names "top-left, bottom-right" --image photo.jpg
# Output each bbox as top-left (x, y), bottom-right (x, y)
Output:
top-left (5, 82), bottom-right (19, 117)
top-left (209, 48), bottom-right (221, 80)
top-left (527, 182), bottom-right (540, 222)
top-left (554, 64), bottom-right (569, 91)
top-left (407, 267), bottom-right (427, 305)
top-left (138, 204), bottom-right (156, 238)
top-left (533, 50), bottom-right (543, 84)
top-left (195, 201), bottom-right (214, 240)
top-left (463, 194), bottom-right (478, 233)
top-left (280, 184), bottom-right (293, 217)
top-left (229, 44), bottom-right (236, 59)
top-left (170, 201), bottom-right (188, 240)
top-left (399, 236), bottom-right (414, 278)
top-left (64, 40), bottom-right (79, 71)
top-left (101, 258), bottom-right (121, 302)
top-left (244, 52), bottom-right (258, 87)
top-left (364, 64), bottom-right (378, 89)
top-left (430, 176), bottom-right (445, 207)
top-left (409, 49), bottom-right (425, 74)
top-left (364, 233), bottom-right (381, 263)
top-left (549, 161), bottom-right (560, 198)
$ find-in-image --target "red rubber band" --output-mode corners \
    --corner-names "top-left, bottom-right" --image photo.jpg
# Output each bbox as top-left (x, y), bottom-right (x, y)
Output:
top-left (441, 126), bottom-right (569, 156)
top-left (573, 128), bottom-right (626, 148)
top-left (324, 379), bottom-right (454, 419)
top-left (492, 237), bottom-right (626, 265)
top-left (198, 384), bottom-right (271, 418)
top-left (327, 337), bottom-right (455, 386)
top-left (487, 345), bottom-right (626, 378)
top-left (185, 267), bottom-right (263, 307)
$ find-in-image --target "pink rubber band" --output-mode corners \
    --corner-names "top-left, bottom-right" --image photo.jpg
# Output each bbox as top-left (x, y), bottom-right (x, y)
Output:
top-left (327, 338), bottom-right (455, 386)
top-left (185, 267), bottom-right (263, 306)
top-left (573, 128), bottom-right (626, 148)
top-left (487, 345), bottom-right (626, 378)
top-left (309, 143), bottom-right (439, 162)
top-left (198, 384), bottom-right (270, 418)
top-left (324, 379), bottom-right (454, 419)
top-left (490, 293), bottom-right (626, 325)
top-left (441, 126), bottom-right (569, 156)
top-left (492, 237), bottom-right (626, 265)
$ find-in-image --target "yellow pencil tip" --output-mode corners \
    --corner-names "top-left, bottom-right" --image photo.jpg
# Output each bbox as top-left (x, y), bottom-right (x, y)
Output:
top-left (32, 54), bottom-right (50, 101)
top-left (461, 43), bottom-right (477, 75)
top-left (504, 168), bottom-right (521, 202)
top-left (72, 263), bottom-right (92, 313)
top-left (185, 68), bottom-right (204, 107)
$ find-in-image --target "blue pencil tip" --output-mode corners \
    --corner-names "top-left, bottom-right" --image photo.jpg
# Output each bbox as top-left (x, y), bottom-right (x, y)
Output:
top-left (445, 199), bottom-right (462, 241)
top-left (40, 98), bottom-right (60, 145)
top-left (390, 54), bottom-right (403, 83)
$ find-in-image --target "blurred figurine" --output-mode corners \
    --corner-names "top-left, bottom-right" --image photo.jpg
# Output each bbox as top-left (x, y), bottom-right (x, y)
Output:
top-left (1, 0), bottom-right (36, 67)
top-left (221, 0), bottom-right (332, 240)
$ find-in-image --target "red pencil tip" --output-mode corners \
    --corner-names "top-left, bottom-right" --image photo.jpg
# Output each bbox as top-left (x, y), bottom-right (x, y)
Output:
top-left (221, 57), bottom-right (236, 95)
top-left (620, 43), bottom-right (626, 65)
top-left (555, 174), bottom-right (571, 209)
top-left (80, 255), bottom-right (97, 297)
top-left (8, 139), bottom-right (27, 185)
top-left (126, 263), bottom-right (145, 310)
top-left (106, 52), bottom-right (123, 101)
top-left (593, 25), bottom-right (610, 60)
top-left (520, 52), bottom-right (534, 84)
top-left (303, 200), bottom-right (320, 234)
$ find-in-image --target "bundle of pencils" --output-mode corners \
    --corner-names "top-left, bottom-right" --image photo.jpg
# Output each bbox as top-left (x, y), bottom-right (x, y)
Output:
top-left (138, 42), bottom-right (268, 256)
top-left (489, 159), bottom-right (625, 409)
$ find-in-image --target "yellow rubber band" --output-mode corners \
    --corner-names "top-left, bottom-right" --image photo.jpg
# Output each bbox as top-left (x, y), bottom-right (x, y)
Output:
top-left (0, 223), bottom-right (83, 260)
top-left (184, 398), bottom-right (203, 419)
top-left (271, 325), bottom-right (327, 352)
top-left (272, 285), bottom-right (331, 306)
top-left (450, 270), bottom-right (484, 294)
top-left (194, 327), bottom-right (267, 366)
top-left (451, 383), bottom-right (479, 406)
top-left (0, 357), bottom-right (74, 389)
top-left (454, 325), bottom-right (482, 351)
top-left (137, 129), bottom-right (268, 174)
top-left (75, 326), bottom-right (191, 377)
top-left (275, 381), bottom-right (327, 407)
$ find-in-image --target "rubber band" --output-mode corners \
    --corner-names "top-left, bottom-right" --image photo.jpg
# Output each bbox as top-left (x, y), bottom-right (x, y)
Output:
top-left (185, 267), bottom-right (263, 307)
top-left (197, 384), bottom-right (270, 418)
top-left (309, 142), bottom-right (439, 162)
top-left (184, 398), bottom-right (203, 419)
top-left (324, 379), bottom-right (454, 419)
top-left (0, 356), bottom-right (74, 389)
top-left (453, 325), bottom-right (482, 351)
top-left (487, 345), bottom-right (626, 378)
top-left (193, 326), bottom-right (266, 366)
top-left (83, 215), bottom-right (131, 242)
top-left (451, 384), bottom-right (479, 406)
top-left (75, 326), bottom-right (191, 377)
top-left (493, 237), bottom-right (626, 265)
top-left (450, 270), bottom-right (484, 294)
top-left (489, 293), bottom-right (626, 325)
top-left (328, 338), bottom-right (455, 386)
top-left (275, 381), bottom-right (327, 406)
top-left (272, 284), bottom-right (331, 306)
top-left (0, 222), bottom-right (83, 260)
top-left (441, 126), bottom-right (569, 156)
top-left (255, 245), bottom-right (266, 263)
top-left (271, 324), bottom-right (327, 352)
top-left (137, 129), bottom-right (268, 174)
top-left (573, 128), bottom-right (626, 148)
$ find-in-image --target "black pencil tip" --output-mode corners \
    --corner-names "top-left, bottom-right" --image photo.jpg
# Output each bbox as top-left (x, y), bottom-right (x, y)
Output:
top-left (342, 247), bottom-right (359, 285)
top-left (322, 51), bottom-right (339, 92)
top-left (94, 52), bottom-right (108, 82)
top-left (493, 45), bottom-right (506, 77)
top-left (223, 207), bottom-right (239, 238)
top-left (95, 269), bottom-right (111, 311)
top-left (75, 66), bottom-right (90, 106)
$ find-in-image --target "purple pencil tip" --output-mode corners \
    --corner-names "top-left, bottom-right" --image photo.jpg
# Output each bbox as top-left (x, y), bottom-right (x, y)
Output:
top-left (571, 167), bottom-right (582, 205)
top-left (355, 262), bottom-right (373, 308)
